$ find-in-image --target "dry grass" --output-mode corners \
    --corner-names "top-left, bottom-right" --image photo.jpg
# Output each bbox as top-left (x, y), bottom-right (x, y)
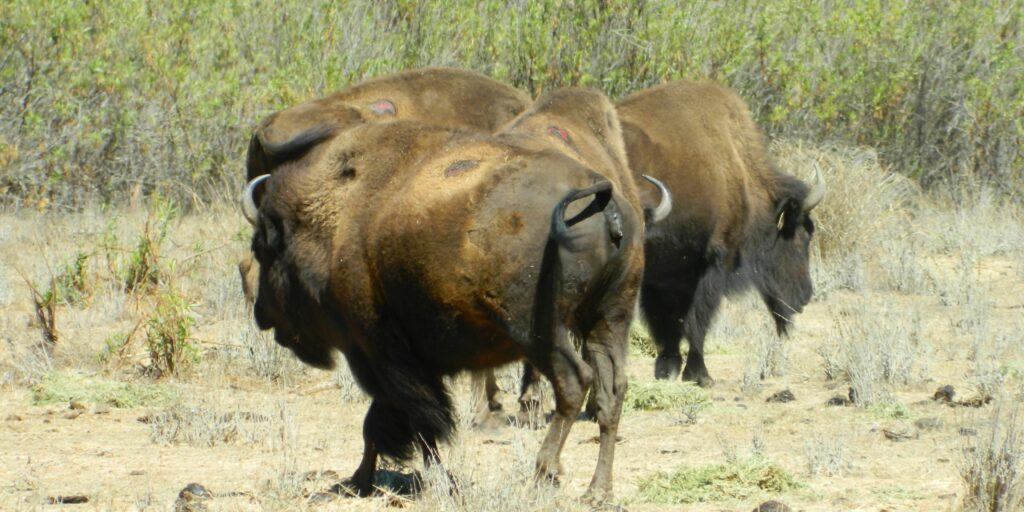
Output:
top-left (0, 139), bottom-right (1022, 509)
top-left (819, 301), bottom-right (930, 405)
top-left (960, 403), bottom-right (1024, 511)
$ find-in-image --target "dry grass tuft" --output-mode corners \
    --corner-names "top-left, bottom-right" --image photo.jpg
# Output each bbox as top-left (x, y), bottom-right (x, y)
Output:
top-left (147, 396), bottom-right (277, 447)
top-left (960, 403), bottom-right (1024, 511)
top-left (819, 301), bottom-right (929, 406)
top-left (803, 432), bottom-right (849, 477)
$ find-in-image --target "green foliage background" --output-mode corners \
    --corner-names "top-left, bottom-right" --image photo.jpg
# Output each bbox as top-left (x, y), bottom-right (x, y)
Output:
top-left (1, 0), bottom-right (1021, 208)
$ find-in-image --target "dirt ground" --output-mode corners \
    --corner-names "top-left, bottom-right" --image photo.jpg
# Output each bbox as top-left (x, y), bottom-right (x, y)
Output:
top-left (1, 180), bottom-right (1022, 511)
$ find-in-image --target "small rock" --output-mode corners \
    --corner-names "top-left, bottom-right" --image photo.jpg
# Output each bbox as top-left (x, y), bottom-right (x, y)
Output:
top-left (46, 495), bottom-right (89, 504)
top-left (933, 385), bottom-right (955, 403)
top-left (826, 395), bottom-right (850, 407)
top-left (63, 410), bottom-right (83, 420)
top-left (752, 500), bottom-right (792, 512)
top-left (4, 414), bottom-right (23, 421)
top-left (174, 483), bottom-right (212, 512)
top-left (130, 470), bottom-right (145, 476)
top-left (765, 389), bottom-right (796, 403)
top-left (69, 400), bottom-right (87, 410)
top-left (883, 421), bottom-right (919, 442)
top-left (93, 404), bottom-right (111, 415)
top-left (915, 417), bottom-right (944, 431)
top-left (959, 427), bottom-right (978, 437)
top-left (307, 492), bottom-right (337, 504)
top-left (178, 483), bottom-right (212, 500)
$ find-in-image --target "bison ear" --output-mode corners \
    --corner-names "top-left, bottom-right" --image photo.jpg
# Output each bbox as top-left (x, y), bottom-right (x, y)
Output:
top-left (773, 197), bottom-right (802, 236)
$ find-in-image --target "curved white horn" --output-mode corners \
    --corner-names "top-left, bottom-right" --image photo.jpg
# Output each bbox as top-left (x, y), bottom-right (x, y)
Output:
top-left (642, 174), bottom-right (673, 223)
top-left (241, 174), bottom-right (270, 226)
top-left (802, 165), bottom-right (826, 212)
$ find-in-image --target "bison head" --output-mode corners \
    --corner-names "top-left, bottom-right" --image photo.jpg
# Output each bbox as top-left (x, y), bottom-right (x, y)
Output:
top-left (754, 166), bottom-right (825, 335)
top-left (241, 172), bottom-right (341, 369)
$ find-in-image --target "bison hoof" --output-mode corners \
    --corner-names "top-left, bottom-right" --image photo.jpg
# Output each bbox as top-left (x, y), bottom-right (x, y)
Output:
top-left (682, 370), bottom-right (715, 388)
top-left (535, 470), bottom-right (561, 488)
top-left (471, 410), bottom-right (507, 432)
top-left (654, 354), bottom-right (682, 380)
top-left (582, 488), bottom-right (619, 510)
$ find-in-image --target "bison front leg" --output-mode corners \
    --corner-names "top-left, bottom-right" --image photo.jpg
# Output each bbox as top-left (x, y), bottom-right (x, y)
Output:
top-left (680, 277), bottom-right (724, 388)
top-left (581, 318), bottom-right (629, 503)
top-left (470, 370), bottom-right (503, 429)
top-left (534, 327), bottom-right (592, 485)
top-left (641, 286), bottom-right (685, 380)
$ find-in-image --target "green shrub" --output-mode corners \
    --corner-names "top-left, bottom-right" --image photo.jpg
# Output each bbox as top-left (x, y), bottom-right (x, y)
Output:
top-left (635, 457), bottom-right (801, 504)
top-left (625, 379), bottom-right (711, 424)
top-left (32, 370), bottom-right (177, 408)
top-left (145, 288), bottom-right (199, 376)
top-left (121, 195), bottom-right (176, 292)
top-left (0, 1), bottom-right (1019, 209)
top-left (52, 252), bottom-right (93, 306)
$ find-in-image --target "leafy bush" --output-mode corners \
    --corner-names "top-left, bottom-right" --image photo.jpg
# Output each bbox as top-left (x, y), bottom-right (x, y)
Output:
top-left (144, 288), bottom-right (199, 376)
top-left (122, 196), bottom-right (176, 293)
top-left (1, 1), bottom-right (1019, 209)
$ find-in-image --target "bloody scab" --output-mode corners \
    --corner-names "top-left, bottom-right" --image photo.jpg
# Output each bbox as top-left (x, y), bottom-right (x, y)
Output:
top-left (547, 125), bottom-right (571, 144)
top-left (368, 99), bottom-right (397, 116)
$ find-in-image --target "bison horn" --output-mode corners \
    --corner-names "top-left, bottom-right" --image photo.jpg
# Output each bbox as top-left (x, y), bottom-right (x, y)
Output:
top-left (241, 174), bottom-right (270, 226)
top-left (802, 165), bottom-right (826, 212)
top-left (642, 175), bottom-right (672, 223)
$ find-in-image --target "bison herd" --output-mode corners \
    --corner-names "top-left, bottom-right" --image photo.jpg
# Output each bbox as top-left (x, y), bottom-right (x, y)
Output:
top-left (237, 68), bottom-right (824, 501)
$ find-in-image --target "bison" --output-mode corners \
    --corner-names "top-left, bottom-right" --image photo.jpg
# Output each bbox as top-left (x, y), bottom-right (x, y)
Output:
top-left (241, 87), bottom-right (652, 500)
top-left (486, 80), bottom-right (821, 414)
top-left (616, 80), bottom-right (825, 385)
top-left (239, 67), bottom-right (531, 301)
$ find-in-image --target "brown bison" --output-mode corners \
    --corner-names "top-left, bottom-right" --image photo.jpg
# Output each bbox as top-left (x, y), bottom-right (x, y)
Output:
top-left (241, 87), bottom-right (650, 500)
top-left (239, 67), bottom-right (531, 301)
top-left (617, 80), bottom-right (825, 385)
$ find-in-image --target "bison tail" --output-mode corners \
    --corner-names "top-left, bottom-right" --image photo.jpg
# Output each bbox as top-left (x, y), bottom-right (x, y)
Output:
top-left (550, 180), bottom-right (615, 246)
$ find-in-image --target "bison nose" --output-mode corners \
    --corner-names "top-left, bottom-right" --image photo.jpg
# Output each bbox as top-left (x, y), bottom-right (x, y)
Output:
top-left (253, 300), bottom-right (274, 331)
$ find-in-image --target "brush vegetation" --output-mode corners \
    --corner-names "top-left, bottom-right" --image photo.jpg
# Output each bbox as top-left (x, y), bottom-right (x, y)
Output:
top-left (1, 0), bottom-right (1021, 209)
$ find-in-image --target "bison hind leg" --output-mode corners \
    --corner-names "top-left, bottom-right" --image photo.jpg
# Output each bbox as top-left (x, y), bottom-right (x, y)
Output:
top-left (581, 318), bottom-right (630, 502)
top-left (532, 326), bottom-right (593, 485)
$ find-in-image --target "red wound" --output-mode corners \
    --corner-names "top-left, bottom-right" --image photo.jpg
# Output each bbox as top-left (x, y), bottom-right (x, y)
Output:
top-left (547, 125), bottom-right (571, 144)
top-left (368, 99), bottom-right (396, 116)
